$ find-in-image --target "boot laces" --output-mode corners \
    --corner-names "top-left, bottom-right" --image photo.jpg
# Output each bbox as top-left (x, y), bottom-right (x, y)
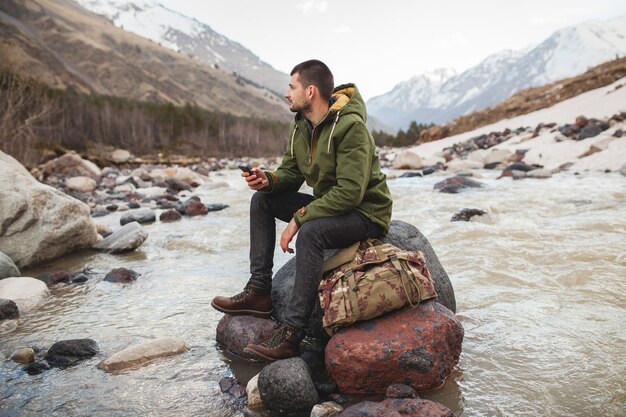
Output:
top-left (230, 286), bottom-right (250, 302)
top-left (262, 325), bottom-right (292, 348)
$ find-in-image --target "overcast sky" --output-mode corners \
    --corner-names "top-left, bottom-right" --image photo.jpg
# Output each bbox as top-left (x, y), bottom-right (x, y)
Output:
top-left (159, 0), bottom-right (626, 100)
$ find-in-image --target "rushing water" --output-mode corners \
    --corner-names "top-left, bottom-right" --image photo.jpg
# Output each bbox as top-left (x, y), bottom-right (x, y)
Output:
top-left (1, 169), bottom-right (625, 416)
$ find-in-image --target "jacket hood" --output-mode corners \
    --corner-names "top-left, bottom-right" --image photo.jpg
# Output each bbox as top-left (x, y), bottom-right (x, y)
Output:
top-left (328, 83), bottom-right (367, 123)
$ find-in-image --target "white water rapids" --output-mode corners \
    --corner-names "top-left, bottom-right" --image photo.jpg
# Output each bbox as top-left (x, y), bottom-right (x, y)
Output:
top-left (1, 169), bottom-right (625, 416)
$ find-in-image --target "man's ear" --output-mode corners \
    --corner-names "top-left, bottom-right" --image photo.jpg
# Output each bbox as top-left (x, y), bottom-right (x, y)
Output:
top-left (306, 85), bottom-right (316, 100)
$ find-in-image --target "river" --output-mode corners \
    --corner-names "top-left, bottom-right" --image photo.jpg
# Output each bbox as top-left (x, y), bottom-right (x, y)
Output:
top-left (1, 168), bottom-right (625, 416)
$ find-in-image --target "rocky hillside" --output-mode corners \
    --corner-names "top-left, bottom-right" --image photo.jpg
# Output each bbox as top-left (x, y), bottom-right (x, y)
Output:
top-left (368, 14), bottom-right (626, 130)
top-left (418, 56), bottom-right (626, 143)
top-left (72, 0), bottom-right (290, 96)
top-left (0, 0), bottom-right (289, 121)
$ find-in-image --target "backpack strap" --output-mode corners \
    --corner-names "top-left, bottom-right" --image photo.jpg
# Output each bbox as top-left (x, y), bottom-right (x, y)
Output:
top-left (322, 241), bottom-right (360, 273)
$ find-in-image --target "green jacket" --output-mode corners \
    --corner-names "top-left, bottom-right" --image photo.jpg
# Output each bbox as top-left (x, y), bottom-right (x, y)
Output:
top-left (265, 83), bottom-right (393, 232)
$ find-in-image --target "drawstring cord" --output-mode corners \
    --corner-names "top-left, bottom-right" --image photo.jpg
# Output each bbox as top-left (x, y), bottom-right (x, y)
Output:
top-left (290, 125), bottom-right (297, 157)
top-left (327, 111), bottom-right (340, 153)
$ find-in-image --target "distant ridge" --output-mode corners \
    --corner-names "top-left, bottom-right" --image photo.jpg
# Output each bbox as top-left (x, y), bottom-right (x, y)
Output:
top-left (368, 14), bottom-right (626, 130)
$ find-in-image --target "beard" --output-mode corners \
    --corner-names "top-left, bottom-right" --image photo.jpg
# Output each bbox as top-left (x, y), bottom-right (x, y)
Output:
top-left (288, 99), bottom-right (311, 114)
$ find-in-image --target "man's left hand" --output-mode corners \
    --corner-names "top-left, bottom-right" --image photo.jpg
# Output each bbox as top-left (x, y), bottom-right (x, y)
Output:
top-left (280, 218), bottom-right (299, 254)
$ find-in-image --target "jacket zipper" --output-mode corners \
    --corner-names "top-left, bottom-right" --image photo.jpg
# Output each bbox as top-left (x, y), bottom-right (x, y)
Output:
top-left (298, 112), bottom-right (332, 165)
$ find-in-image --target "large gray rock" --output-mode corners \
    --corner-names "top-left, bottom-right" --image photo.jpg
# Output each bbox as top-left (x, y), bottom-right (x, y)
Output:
top-left (0, 277), bottom-right (49, 313)
top-left (258, 357), bottom-right (319, 415)
top-left (97, 337), bottom-right (187, 372)
top-left (0, 251), bottom-right (20, 279)
top-left (0, 151), bottom-right (99, 268)
top-left (271, 220), bottom-right (456, 339)
top-left (93, 222), bottom-right (148, 253)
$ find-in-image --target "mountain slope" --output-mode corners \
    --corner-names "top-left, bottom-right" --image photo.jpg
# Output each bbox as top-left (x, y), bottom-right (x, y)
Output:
top-left (0, 0), bottom-right (289, 121)
top-left (368, 14), bottom-right (626, 130)
top-left (73, 0), bottom-right (289, 95)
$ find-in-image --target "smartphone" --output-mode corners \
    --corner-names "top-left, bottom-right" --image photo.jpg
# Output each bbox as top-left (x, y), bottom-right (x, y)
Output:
top-left (238, 165), bottom-right (254, 175)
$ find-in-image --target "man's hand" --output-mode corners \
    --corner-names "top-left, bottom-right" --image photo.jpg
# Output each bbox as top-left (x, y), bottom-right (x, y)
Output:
top-left (280, 218), bottom-right (299, 254)
top-left (242, 168), bottom-right (269, 191)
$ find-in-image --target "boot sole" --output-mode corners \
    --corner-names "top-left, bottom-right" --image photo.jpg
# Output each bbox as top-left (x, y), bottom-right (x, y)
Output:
top-left (210, 300), bottom-right (272, 318)
top-left (242, 347), bottom-right (280, 362)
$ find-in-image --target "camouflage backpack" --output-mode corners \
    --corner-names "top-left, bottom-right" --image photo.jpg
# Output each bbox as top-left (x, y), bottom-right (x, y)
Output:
top-left (318, 238), bottom-right (437, 335)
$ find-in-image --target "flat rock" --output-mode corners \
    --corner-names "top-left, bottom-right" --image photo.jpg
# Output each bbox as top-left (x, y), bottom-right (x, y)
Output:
top-left (527, 169), bottom-right (553, 178)
top-left (93, 222), bottom-right (148, 253)
top-left (0, 277), bottom-right (49, 313)
top-left (120, 208), bottom-right (156, 226)
top-left (325, 301), bottom-right (464, 394)
top-left (97, 337), bottom-right (187, 372)
top-left (0, 251), bottom-right (20, 279)
top-left (340, 398), bottom-right (455, 417)
top-left (258, 357), bottom-right (319, 415)
top-left (45, 339), bottom-right (99, 368)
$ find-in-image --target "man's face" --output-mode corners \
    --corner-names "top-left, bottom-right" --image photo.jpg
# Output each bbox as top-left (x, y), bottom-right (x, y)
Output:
top-left (285, 73), bottom-right (311, 113)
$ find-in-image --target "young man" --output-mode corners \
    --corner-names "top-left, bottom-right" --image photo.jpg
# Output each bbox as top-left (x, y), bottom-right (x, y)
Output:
top-left (211, 59), bottom-right (392, 362)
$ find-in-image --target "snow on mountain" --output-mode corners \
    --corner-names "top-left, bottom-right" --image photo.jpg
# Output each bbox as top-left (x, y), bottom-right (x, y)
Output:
top-left (73, 0), bottom-right (289, 95)
top-left (368, 14), bottom-right (626, 130)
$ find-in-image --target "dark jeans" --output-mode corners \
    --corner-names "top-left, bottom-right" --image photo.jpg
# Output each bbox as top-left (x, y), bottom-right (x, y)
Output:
top-left (248, 191), bottom-right (384, 333)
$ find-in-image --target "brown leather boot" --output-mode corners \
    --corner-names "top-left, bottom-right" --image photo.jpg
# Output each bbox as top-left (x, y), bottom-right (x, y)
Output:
top-left (211, 285), bottom-right (272, 318)
top-left (243, 325), bottom-right (302, 362)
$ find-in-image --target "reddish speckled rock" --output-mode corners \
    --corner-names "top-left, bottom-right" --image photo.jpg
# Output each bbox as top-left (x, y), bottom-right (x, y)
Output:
top-left (216, 315), bottom-right (281, 360)
top-left (325, 300), bottom-right (463, 393)
top-left (340, 398), bottom-right (455, 417)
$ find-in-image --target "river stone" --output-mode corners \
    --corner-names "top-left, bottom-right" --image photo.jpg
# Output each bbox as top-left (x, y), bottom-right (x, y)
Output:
top-left (446, 159), bottom-right (484, 172)
top-left (215, 315), bottom-right (281, 359)
top-left (25, 361), bottom-right (51, 375)
top-left (205, 203), bottom-right (229, 212)
top-left (37, 271), bottom-right (71, 286)
top-left (93, 222), bottom-right (148, 253)
top-left (0, 151), bottom-right (99, 269)
top-left (12, 347), bottom-right (35, 364)
top-left (325, 301), bottom-right (463, 394)
top-left (258, 357), bottom-right (319, 415)
top-left (97, 337), bottom-right (188, 372)
top-left (451, 208), bottom-right (487, 222)
top-left (40, 152), bottom-right (102, 179)
top-left (0, 277), bottom-right (49, 313)
top-left (45, 339), bottom-right (99, 368)
top-left (434, 176), bottom-right (484, 193)
top-left (66, 176), bottom-right (97, 192)
top-left (0, 298), bottom-right (19, 320)
top-left (271, 220), bottom-right (457, 340)
top-left (246, 373), bottom-right (264, 410)
top-left (386, 383), bottom-right (418, 399)
top-left (393, 150), bottom-right (424, 170)
top-left (219, 377), bottom-right (247, 405)
top-left (103, 268), bottom-right (140, 283)
top-left (340, 398), bottom-right (455, 417)
top-left (0, 251), bottom-right (20, 279)
top-left (120, 208), bottom-right (156, 226)
top-left (484, 149), bottom-right (513, 165)
top-left (159, 209), bottom-right (182, 222)
top-left (110, 149), bottom-right (131, 164)
top-left (311, 401), bottom-right (343, 417)
top-left (527, 169), bottom-right (553, 179)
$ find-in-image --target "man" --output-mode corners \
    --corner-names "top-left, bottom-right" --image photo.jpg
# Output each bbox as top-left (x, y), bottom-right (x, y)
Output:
top-left (211, 59), bottom-right (392, 362)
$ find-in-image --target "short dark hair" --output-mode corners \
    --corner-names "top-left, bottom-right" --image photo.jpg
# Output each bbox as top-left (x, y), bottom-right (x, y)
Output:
top-left (291, 59), bottom-right (334, 102)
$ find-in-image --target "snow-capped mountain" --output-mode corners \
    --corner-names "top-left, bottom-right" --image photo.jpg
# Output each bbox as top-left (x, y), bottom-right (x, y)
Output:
top-left (368, 14), bottom-right (626, 130)
top-left (73, 0), bottom-right (289, 95)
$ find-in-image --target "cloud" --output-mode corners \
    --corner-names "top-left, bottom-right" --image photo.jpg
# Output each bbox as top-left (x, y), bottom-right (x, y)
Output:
top-left (334, 25), bottom-right (352, 34)
top-left (297, 0), bottom-right (328, 14)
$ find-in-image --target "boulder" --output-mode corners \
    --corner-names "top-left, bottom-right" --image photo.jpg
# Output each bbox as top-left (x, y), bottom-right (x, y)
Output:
top-left (93, 222), bottom-right (148, 253)
top-left (0, 277), bottom-right (49, 313)
top-left (340, 398), bottom-right (455, 417)
top-left (65, 176), bottom-right (97, 192)
top-left (40, 152), bottom-right (101, 179)
top-left (120, 209), bottom-right (156, 226)
top-left (0, 251), bottom-right (20, 279)
top-left (392, 150), bottom-right (424, 170)
top-left (434, 176), bottom-right (484, 193)
top-left (0, 298), bottom-right (19, 320)
top-left (98, 337), bottom-right (187, 372)
top-left (0, 151), bottom-right (99, 268)
top-left (258, 357), bottom-right (319, 415)
top-left (215, 315), bottom-right (281, 359)
top-left (45, 339), bottom-right (99, 368)
top-left (103, 268), bottom-right (140, 283)
top-left (325, 301), bottom-right (463, 394)
top-left (272, 220), bottom-right (456, 340)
